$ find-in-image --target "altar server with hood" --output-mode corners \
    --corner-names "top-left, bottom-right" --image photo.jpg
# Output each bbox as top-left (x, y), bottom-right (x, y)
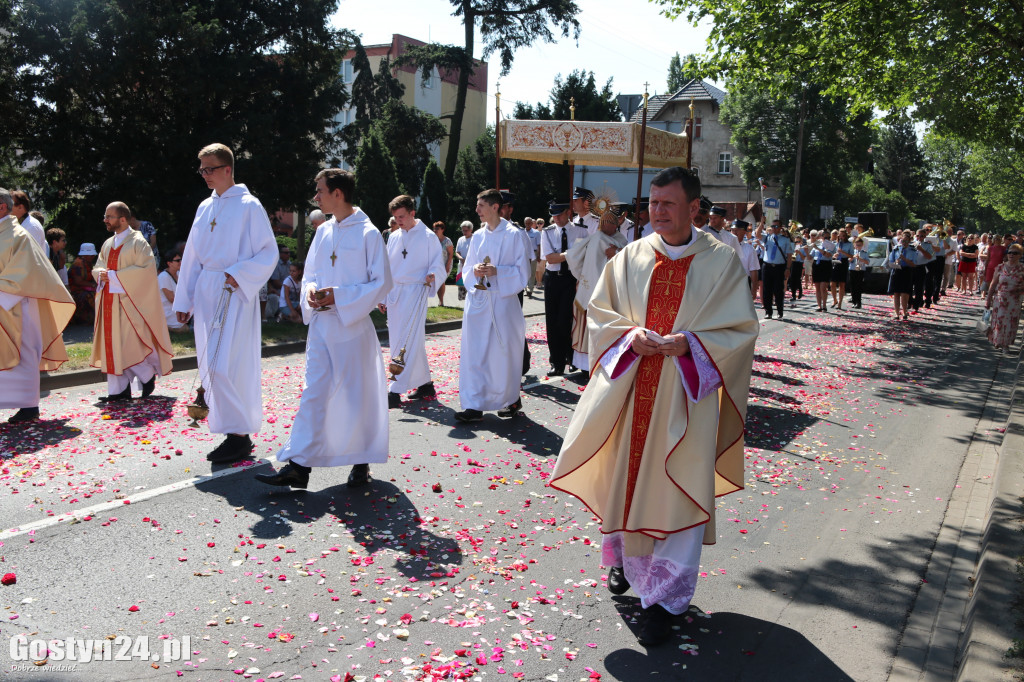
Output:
top-left (380, 194), bottom-right (446, 408)
top-left (0, 188), bottom-right (74, 423)
top-left (173, 143), bottom-right (279, 463)
top-left (454, 189), bottom-right (530, 423)
top-left (551, 167), bottom-right (758, 646)
top-left (90, 202), bottom-right (173, 401)
top-left (256, 169), bottom-right (393, 489)
top-left (565, 209), bottom-right (627, 372)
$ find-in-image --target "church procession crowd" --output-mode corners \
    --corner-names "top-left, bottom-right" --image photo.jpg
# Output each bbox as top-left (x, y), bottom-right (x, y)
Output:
top-left (0, 140), bottom-right (1018, 648)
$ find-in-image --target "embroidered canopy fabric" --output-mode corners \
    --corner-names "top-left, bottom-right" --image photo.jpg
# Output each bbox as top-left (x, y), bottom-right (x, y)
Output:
top-left (498, 120), bottom-right (690, 168)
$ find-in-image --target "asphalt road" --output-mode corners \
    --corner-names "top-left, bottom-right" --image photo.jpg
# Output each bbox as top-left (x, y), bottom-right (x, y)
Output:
top-left (0, 289), bottom-right (1005, 681)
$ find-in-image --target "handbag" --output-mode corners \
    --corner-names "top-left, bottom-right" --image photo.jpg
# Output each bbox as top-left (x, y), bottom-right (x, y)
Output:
top-left (976, 309), bottom-right (992, 333)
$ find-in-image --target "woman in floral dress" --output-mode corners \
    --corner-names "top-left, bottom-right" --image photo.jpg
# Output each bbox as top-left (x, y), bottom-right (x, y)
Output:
top-left (985, 244), bottom-right (1024, 351)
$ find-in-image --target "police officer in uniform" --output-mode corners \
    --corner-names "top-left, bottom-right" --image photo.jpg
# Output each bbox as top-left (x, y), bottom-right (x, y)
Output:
top-left (540, 201), bottom-right (588, 375)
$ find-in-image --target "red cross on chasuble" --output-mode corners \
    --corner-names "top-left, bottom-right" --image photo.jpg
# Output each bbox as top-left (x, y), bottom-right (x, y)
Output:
top-left (622, 251), bottom-right (693, 526)
top-left (101, 246), bottom-right (123, 373)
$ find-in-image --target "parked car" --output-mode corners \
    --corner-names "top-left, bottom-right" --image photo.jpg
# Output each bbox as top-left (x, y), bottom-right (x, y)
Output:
top-left (863, 237), bottom-right (893, 294)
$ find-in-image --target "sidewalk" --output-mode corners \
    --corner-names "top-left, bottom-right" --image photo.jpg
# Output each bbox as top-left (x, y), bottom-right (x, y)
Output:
top-left (890, 342), bottom-right (1024, 681)
top-left (42, 288), bottom-right (549, 391)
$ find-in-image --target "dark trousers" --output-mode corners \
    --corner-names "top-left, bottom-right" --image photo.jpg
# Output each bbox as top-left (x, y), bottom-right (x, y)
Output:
top-left (911, 266), bottom-right (927, 309)
top-left (849, 270), bottom-right (865, 306)
top-left (763, 263), bottom-right (787, 315)
top-left (544, 269), bottom-right (576, 370)
top-left (517, 289), bottom-right (531, 374)
top-left (927, 259), bottom-right (944, 303)
top-left (788, 262), bottom-right (804, 298)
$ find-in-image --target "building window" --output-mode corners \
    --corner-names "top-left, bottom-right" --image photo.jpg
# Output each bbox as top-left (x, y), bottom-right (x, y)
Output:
top-left (718, 152), bottom-right (732, 174)
top-left (342, 59), bottom-right (354, 84)
top-left (422, 66), bottom-right (434, 89)
top-left (692, 117), bottom-right (702, 139)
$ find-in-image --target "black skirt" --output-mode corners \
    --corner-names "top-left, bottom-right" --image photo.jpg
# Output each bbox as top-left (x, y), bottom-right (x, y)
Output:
top-left (831, 260), bottom-right (850, 283)
top-left (887, 267), bottom-right (914, 294)
top-left (812, 261), bottom-right (832, 283)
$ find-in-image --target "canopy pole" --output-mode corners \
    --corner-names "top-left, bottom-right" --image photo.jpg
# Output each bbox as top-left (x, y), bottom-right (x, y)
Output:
top-left (495, 84), bottom-right (501, 189)
top-left (634, 85), bottom-right (649, 242)
top-left (685, 97), bottom-right (694, 169)
top-left (568, 96), bottom-right (576, 203)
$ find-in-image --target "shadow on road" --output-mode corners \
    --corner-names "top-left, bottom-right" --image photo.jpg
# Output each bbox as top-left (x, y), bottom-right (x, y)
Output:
top-left (604, 604), bottom-right (854, 681)
top-left (0, 417), bottom-right (79, 457)
top-left (194, 474), bottom-right (463, 580)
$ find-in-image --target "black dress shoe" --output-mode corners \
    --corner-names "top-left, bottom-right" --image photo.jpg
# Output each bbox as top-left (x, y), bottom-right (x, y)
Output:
top-left (388, 392), bottom-right (403, 409)
top-left (568, 365), bottom-right (580, 374)
top-left (637, 604), bottom-right (674, 646)
top-left (254, 462), bottom-right (310, 489)
top-left (409, 381), bottom-right (436, 400)
top-left (6, 407), bottom-right (40, 423)
top-left (98, 386), bottom-right (132, 403)
top-left (347, 463), bottom-right (371, 488)
top-left (141, 376), bottom-right (156, 398)
top-left (207, 434), bottom-right (254, 463)
top-left (547, 367), bottom-right (564, 376)
top-left (497, 398), bottom-right (522, 418)
top-left (608, 566), bottom-right (630, 595)
top-left (454, 409), bottom-right (484, 423)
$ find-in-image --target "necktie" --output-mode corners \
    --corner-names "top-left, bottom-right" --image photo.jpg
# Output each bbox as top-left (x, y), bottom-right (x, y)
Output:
top-left (560, 228), bottom-right (569, 274)
top-left (768, 236), bottom-right (778, 263)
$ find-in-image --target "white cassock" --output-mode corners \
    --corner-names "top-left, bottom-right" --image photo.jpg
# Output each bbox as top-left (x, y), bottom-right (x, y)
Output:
top-left (384, 219), bottom-right (446, 394)
top-left (565, 230), bottom-right (628, 372)
top-left (700, 225), bottom-right (744, 262)
top-left (173, 184), bottom-right (278, 434)
top-left (20, 214), bottom-right (48, 256)
top-left (460, 218), bottom-right (530, 411)
top-left (276, 208), bottom-right (393, 468)
top-left (627, 222), bottom-right (653, 243)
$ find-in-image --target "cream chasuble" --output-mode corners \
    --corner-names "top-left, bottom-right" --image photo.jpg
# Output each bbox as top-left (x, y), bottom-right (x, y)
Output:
top-left (0, 216), bottom-right (74, 408)
top-left (459, 218), bottom-right (530, 411)
top-left (276, 208), bottom-right (393, 468)
top-left (384, 220), bottom-right (446, 393)
top-left (173, 184), bottom-right (278, 434)
top-left (90, 229), bottom-right (173, 389)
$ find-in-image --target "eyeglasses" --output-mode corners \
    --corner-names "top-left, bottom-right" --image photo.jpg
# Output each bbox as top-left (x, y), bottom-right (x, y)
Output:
top-left (197, 165), bottom-right (228, 176)
top-left (1009, 251), bottom-right (1022, 256)
top-left (171, 258), bottom-right (182, 262)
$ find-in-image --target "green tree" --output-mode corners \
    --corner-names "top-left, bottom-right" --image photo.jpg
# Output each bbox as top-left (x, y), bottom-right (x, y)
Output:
top-left (547, 70), bottom-right (621, 122)
top-left (873, 113), bottom-right (928, 212)
top-left (353, 128), bottom-right (402, 231)
top-left (655, 0), bottom-right (1024, 145)
top-left (667, 52), bottom-right (686, 92)
top-left (11, 0), bottom-right (349, 244)
top-left (427, 0), bottom-right (581, 182)
top-left (969, 142), bottom-right (1024, 224)
top-left (419, 159), bottom-right (448, 226)
top-left (720, 80), bottom-right (872, 225)
top-left (921, 132), bottom-right (973, 225)
top-left (840, 173), bottom-right (912, 232)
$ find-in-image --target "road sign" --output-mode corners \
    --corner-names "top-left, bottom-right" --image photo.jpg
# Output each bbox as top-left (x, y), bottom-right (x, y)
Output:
top-left (764, 198), bottom-right (780, 209)
top-left (820, 205), bottom-right (835, 220)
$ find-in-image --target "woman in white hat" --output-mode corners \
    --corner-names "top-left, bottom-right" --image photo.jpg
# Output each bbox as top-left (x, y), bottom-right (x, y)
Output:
top-left (68, 243), bottom-right (98, 324)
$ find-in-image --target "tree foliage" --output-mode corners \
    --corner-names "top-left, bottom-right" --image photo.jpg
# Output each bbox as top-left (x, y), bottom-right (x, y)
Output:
top-left (419, 159), bottom-right (448, 226)
top-left (430, 0), bottom-right (581, 182)
top-left (353, 128), bottom-right (401, 231)
top-left (654, 0), bottom-right (1024, 145)
top-left (720, 81), bottom-right (872, 225)
top-left (841, 174), bottom-right (912, 232)
top-left (667, 52), bottom-right (686, 92)
top-left (921, 132), bottom-right (973, 225)
top-left (969, 141), bottom-right (1024, 224)
top-left (10, 0), bottom-right (349, 246)
top-left (873, 113), bottom-right (928, 212)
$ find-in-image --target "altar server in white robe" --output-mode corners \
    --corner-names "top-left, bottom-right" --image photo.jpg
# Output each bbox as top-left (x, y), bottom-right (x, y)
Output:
top-left (566, 210), bottom-right (627, 372)
top-left (454, 189), bottom-right (530, 423)
top-left (256, 169), bottom-right (393, 490)
top-left (381, 195), bottom-right (446, 408)
top-left (173, 143), bottom-right (279, 464)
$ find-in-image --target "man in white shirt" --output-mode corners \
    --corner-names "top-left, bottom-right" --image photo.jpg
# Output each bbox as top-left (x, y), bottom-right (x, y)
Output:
top-left (730, 220), bottom-right (761, 300)
top-left (500, 190), bottom-right (533, 375)
top-left (309, 209), bottom-right (326, 231)
top-left (455, 189), bottom-right (530, 423)
top-left (572, 186), bottom-right (600, 235)
top-left (455, 221), bottom-right (474, 301)
top-left (702, 204), bottom-right (744, 261)
top-left (10, 190), bottom-right (47, 255)
top-left (627, 198), bottom-right (652, 242)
